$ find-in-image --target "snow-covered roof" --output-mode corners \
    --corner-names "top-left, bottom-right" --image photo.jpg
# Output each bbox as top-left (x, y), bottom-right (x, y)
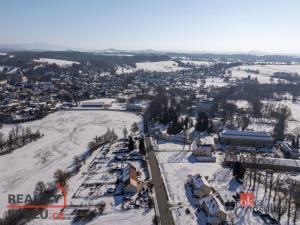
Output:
top-left (191, 174), bottom-right (210, 189)
top-left (220, 129), bottom-right (273, 141)
top-left (200, 194), bottom-right (226, 216)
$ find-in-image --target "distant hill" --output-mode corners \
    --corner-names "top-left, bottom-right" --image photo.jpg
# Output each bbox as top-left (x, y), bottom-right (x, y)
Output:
top-left (0, 43), bottom-right (69, 51)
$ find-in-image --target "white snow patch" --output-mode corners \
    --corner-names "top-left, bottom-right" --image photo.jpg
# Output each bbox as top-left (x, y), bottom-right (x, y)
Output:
top-left (116, 60), bottom-right (187, 74)
top-left (33, 58), bottom-right (79, 67)
top-left (229, 64), bottom-right (300, 84)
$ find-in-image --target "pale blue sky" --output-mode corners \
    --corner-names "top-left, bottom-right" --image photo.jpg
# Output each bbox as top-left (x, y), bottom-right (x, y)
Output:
top-left (0, 0), bottom-right (300, 53)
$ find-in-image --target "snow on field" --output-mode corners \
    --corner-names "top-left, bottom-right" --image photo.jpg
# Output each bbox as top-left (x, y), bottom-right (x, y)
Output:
top-left (0, 52), bottom-right (7, 56)
top-left (157, 140), bottom-right (187, 152)
top-left (260, 100), bottom-right (300, 132)
top-left (116, 60), bottom-right (187, 74)
top-left (180, 60), bottom-right (213, 66)
top-left (0, 110), bottom-right (140, 216)
top-left (229, 64), bottom-right (300, 84)
top-left (204, 77), bottom-right (228, 88)
top-left (159, 158), bottom-right (222, 204)
top-left (33, 58), bottom-right (80, 67)
top-left (228, 100), bottom-right (250, 109)
top-left (278, 100), bottom-right (300, 132)
top-left (26, 141), bottom-right (153, 225)
top-left (27, 209), bottom-right (154, 225)
top-left (80, 98), bottom-right (117, 105)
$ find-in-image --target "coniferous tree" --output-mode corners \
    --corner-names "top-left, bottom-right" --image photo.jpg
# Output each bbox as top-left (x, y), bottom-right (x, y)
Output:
top-left (139, 138), bottom-right (146, 156)
top-left (233, 162), bottom-right (245, 180)
top-left (128, 136), bottom-right (135, 151)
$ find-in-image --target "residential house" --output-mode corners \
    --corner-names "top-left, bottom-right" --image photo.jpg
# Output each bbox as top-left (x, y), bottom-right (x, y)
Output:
top-left (123, 164), bottom-right (140, 193)
top-left (199, 194), bottom-right (228, 225)
top-left (188, 174), bottom-right (211, 198)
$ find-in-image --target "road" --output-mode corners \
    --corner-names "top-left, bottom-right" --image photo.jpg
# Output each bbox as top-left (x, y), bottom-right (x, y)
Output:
top-left (144, 119), bottom-right (175, 225)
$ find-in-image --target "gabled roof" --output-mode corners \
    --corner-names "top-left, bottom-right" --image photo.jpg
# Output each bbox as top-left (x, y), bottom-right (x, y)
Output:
top-left (200, 194), bottom-right (226, 216)
top-left (191, 174), bottom-right (210, 189)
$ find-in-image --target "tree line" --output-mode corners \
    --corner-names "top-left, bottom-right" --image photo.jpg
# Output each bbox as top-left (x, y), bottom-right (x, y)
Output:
top-left (0, 126), bottom-right (42, 155)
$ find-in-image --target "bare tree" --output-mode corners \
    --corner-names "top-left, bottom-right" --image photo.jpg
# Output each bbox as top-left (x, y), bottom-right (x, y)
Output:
top-left (0, 132), bottom-right (4, 152)
top-left (131, 122), bottom-right (139, 133)
top-left (267, 171), bottom-right (274, 211)
top-left (287, 180), bottom-right (296, 225)
top-left (274, 191), bottom-right (288, 223)
top-left (122, 127), bottom-right (128, 138)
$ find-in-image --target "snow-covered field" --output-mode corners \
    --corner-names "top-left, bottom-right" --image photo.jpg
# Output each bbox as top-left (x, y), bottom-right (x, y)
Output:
top-left (229, 64), bottom-right (300, 84)
top-left (79, 98), bottom-right (117, 105)
top-left (180, 60), bottom-right (213, 66)
top-left (0, 110), bottom-right (140, 216)
top-left (116, 60), bottom-right (187, 74)
top-left (276, 100), bottom-right (300, 132)
top-left (33, 58), bottom-right (80, 67)
top-left (27, 209), bottom-right (154, 225)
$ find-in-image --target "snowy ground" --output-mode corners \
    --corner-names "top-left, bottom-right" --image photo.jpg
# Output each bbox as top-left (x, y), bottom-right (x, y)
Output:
top-left (33, 58), bottom-right (80, 67)
top-left (155, 149), bottom-right (223, 225)
top-left (261, 100), bottom-right (300, 133)
top-left (229, 64), bottom-right (300, 84)
top-left (0, 110), bottom-right (140, 216)
top-left (116, 60), bottom-right (187, 74)
top-left (154, 137), bottom-right (278, 225)
top-left (180, 60), bottom-right (213, 66)
top-left (26, 139), bottom-right (153, 225)
top-left (204, 77), bottom-right (229, 88)
top-left (79, 98), bottom-right (117, 105)
top-left (228, 100), bottom-right (250, 109)
top-left (27, 209), bottom-right (154, 225)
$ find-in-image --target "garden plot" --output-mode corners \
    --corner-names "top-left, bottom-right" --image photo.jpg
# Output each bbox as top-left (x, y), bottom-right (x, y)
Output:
top-left (27, 140), bottom-right (153, 225)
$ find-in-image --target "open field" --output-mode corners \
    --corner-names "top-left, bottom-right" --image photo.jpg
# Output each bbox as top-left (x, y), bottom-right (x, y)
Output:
top-left (116, 60), bottom-right (187, 74)
top-left (0, 110), bottom-right (140, 216)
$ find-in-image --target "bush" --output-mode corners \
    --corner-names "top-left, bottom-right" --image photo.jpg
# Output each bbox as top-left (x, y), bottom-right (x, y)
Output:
top-left (97, 201), bottom-right (106, 214)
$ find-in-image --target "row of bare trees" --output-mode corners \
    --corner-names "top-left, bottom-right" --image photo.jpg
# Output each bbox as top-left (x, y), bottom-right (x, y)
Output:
top-left (87, 127), bottom-right (118, 151)
top-left (0, 126), bottom-right (42, 155)
top-left (244, 167), bottom-right (299, 224)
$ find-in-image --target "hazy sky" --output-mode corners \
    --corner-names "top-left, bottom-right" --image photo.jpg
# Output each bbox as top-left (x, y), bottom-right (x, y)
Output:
top-left (1, 0), bottom-right (300, 53)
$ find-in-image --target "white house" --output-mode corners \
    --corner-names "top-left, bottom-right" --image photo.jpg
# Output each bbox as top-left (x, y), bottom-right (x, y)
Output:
top-left (188, 174), bottom-right (211, 198)
top-left (199, 194), bottom-right (228, 225)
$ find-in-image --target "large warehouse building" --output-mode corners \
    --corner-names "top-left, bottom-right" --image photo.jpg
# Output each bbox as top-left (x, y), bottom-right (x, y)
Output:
top-left (219, 129), bottom-right (274, 148)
